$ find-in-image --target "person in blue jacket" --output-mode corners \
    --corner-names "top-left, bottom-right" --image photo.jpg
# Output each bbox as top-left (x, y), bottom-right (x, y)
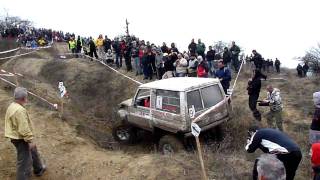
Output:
top-left (214, 60), bottom-right (231, 94)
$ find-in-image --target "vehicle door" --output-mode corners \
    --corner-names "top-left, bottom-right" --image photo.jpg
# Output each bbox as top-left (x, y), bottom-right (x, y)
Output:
top-left (151, 89), bottom-right (183, 133)
top-left (187, 84), bottom-right (229, 128)
top-left (128, 88), bottom-right (152, 130)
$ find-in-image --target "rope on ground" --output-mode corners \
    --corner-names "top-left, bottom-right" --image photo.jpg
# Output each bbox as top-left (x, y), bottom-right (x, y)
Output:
top-left (64, 53), bottom-right (143, 85)
top-left (0, 76), bottom-right (57, 108)
top-left (0, 45), bottom-right (52, 60)
top-left (0, 47), bottom-right (20, 54)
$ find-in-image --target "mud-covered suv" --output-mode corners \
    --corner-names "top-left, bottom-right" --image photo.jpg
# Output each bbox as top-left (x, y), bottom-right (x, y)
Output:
top-left (112, 77), bottom-right (232, 153)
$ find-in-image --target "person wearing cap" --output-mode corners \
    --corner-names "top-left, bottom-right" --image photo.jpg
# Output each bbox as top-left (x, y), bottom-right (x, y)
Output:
top-left (246, 126), bottom-right (302, 180)
top-left (5, 87), bottom-right (46, 179)
top-left (310, 92), bottom-right (320, 144)
top-left (214, 60), bottom-right (231, 94)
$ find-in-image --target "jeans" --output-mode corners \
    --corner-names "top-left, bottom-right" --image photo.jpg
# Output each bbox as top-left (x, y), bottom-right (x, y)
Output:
top-left (176, 72), bottom-right (186, 77)
top-left (11, 139), bottom-right (44, 180)
top-left (134, 57), bottom-right (142, 75)
top-left (115, 53), bottom-right (122, 67)
top-left (207, 61), bottom-right (214, 77)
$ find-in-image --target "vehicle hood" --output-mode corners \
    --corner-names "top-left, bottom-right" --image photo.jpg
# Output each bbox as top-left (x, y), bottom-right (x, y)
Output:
top-left (119, 98), bottom-right (133, 107)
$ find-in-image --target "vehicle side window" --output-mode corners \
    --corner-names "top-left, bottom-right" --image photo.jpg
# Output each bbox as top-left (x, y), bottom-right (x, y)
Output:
top-left (155, 90), bottom-right (180, 114)
top-left (187, 90), bottom-right (203, 112)
top-left (201, 85), bottom-right (223, 109)
top-left (135, 89), bottom-right (151, 108)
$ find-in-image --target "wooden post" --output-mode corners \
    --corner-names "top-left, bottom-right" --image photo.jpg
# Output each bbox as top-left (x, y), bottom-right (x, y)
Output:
top-left (60, 98), bottom-right (64, 118)
top-left (195, 136), bottom-right (207, 180)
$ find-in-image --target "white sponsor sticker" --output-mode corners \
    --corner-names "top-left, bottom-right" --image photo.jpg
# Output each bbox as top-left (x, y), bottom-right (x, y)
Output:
top-left (156, 96), bottom-right (163, 109)
top-left (191, 122), bottom-right (201, 137)
top-left (189, 105), bottom-right (195, 118)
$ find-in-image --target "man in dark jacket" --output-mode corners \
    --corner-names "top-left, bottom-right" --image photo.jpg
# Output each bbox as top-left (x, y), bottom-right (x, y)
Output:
top-left (296, 64), bottom-right (303, 77)
top-left (88, 37), bottom-right (98, 60)
top-left (103, 35), bottom-right (112, 53)
top-left (230, 41), bottom-right (241, 72)
top-left (246, 127), bottom-right (302, 180)
top-left (188, 39), bottom-right (197, 56)
top-left (161, 42), bottom-right (169, 54)
top-left (112, 39), bottom-right (122, 68)
top-left (142, 50), bottom-right (154, 80)
top-left (206, 46), bottom-right (216, 77)
top-left (223, 47), bottom-right (232, 69)
top-left (214, 60), bottom-right (231, 94)
top-left (275, 58), bottom-right (281, 73)
top-left (251, 50), bottom-right (263, 71)
top-left (303, 62), bottom-right (309, 77)
top-left (247, 70), bottom-right (267, 121)
top-left (124, 45), bottom-right (132, 71)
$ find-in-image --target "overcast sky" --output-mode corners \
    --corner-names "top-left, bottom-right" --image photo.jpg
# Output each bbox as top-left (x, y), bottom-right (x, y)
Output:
top-left (1, 0), bottom-right (320, 68)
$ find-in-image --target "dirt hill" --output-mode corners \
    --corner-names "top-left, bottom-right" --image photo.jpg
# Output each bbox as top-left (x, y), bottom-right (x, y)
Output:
top-left (0, 43), bottom-right (318, 179)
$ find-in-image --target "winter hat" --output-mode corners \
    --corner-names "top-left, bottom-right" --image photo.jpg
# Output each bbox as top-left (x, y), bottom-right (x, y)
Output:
top-left (197, 56), bottom-right (203, 62)
top-left (313, 92), bottom-right (320, 108)
top-left (312, 143), bottom-right (320, 166)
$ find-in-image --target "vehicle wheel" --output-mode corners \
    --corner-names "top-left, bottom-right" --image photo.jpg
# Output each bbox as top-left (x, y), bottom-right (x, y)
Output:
top-left (112, 121), bottom-right (137, 144)
top-left (211, 124), bottom-right (226, 142)
top-left (158, 135), bottom-right (184, 155)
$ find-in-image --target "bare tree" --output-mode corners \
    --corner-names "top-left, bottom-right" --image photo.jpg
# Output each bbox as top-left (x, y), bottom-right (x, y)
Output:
top-left (301, 43), bottom-right (320, 75)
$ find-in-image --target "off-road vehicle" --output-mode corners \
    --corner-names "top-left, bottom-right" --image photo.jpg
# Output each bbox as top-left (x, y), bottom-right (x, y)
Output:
top-left (112, 77), bottom-right (232, 153)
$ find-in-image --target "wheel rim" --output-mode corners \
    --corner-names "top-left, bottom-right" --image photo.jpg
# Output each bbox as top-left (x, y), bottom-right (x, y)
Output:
top-left (162, 144), bottom-right (174, 154)
top-left (116, 129), bottom-right (130, 141)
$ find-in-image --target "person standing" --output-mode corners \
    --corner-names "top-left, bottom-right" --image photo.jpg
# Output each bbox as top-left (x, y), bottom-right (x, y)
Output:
top-left (188, 56), bottom-right (199, 77)
top-left (76, 35), bottom-right (82, 55)
top-left (124, 45), bottom-right (132, 71)
top-left (230, 41), bottom-right (240, 72)
top-left (206, 46), bottom-right (216, 77)
top-left (188, 39), bottom-right (197, 57)
top-left (161, 42), bottom-right (169, 54)
top-left (214, 60), bottom-right (231, 94)
top-left (247, 70), bottom-right (267, 121)
top-left (174, 53), bottom-right (188, 77)
top-left (112, 38), bottom-right (122, 68)
top-left (103, 35), bottom-right (112, 53)
top-left (68, 36), bottom-right (76, 54)
top-left (263, 85), bottom-right (284, 131)
top-left (5, 87), bottom-right (46, 180)
top-left (162, 53), bottom-right (175, 79)
top-left (95, 34), bottom-right (104, 60)
top-left (88, 37), bottom-right (98, 60)
top-left (222, 47), bottom-right (232, 69)
top-left (303, 62), bottom-right (309, 77)
top-left (246, 127), bottom-right (302, 180)
top-left (275, 58), bottom-right (281, 73)
top-left (142, 50), bottom-right (154, 80)
top-left (197, 56), bottom-right (209, 78)
top-left (251, 50), bottom-right (264, 71)
top-left (196, 39), bottom-right (206, 58)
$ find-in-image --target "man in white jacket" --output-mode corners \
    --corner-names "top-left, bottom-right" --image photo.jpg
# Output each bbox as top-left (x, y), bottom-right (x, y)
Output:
top-left (262, 85), bottom-right (283, 131)
top-left (174, 54), bottom-right (188, 77)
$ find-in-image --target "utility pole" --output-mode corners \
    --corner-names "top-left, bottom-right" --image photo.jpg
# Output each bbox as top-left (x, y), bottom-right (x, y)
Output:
top-left (125, 18), bottom-right (129, 37)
